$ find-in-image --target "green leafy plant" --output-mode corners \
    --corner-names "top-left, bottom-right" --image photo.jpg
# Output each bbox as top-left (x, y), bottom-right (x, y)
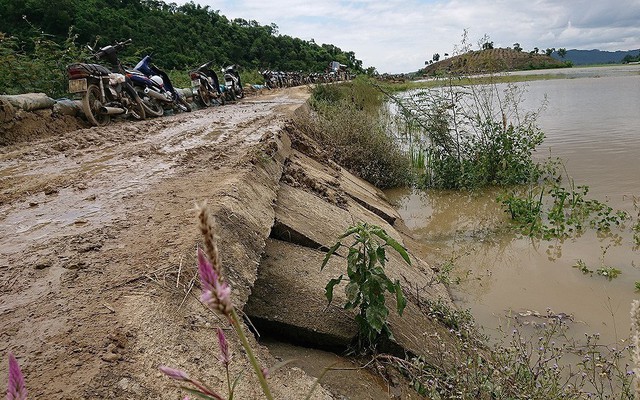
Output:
top-left (500, 171), bottom-right (629, 240)
top-left (596, 266), bottom-right (622, 281)
top-left (322, 222), bottom-right (410, 351)
top-left (573, 259), bottom-right (593, 275)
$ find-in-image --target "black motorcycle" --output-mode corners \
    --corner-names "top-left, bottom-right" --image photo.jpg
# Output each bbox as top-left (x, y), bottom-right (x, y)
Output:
top-left (67, 39), bottom-right (145, 126)
top-left (222, 65), bottom-right (244, 100)
top-left (128, 55), bottom-right (192, 115)
top-left (190, 61), bottom-right (224, 107)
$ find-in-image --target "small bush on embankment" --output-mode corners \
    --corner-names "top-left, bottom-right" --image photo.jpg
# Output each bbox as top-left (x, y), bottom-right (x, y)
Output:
top-left (294, 78), bottom-right (412, 189)
top-left (0, 29), bottom-right (90, 98)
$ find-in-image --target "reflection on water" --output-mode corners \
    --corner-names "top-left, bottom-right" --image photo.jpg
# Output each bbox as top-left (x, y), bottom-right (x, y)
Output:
top-left (386, 66), bottom-right (640, 345)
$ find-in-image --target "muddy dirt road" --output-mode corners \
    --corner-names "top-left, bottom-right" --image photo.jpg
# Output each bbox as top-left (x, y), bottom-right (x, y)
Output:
top-left (0, 87), bottom-right (333, 399)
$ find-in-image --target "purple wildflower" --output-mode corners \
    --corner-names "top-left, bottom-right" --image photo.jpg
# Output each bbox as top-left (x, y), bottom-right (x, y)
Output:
top-left (197, 248), bottom-right (232, 315)
top-left (158, 365), bottom-right (190, 381)
top-left (216, 328), bottom-right (231, 366)
top-left (159, 365), bottom-right (225, 400)
top-left (7, 353), bottom-right (27, 400)
top-left (197, 248), bottom-right (217, 288)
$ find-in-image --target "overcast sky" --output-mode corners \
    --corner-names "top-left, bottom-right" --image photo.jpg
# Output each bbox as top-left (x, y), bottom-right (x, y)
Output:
top-left (170, 0), bottom-right (640, 73)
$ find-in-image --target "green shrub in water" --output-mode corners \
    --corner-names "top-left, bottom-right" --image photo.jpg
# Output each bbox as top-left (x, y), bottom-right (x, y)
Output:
top-left (388, 79), bottom-right (546, 190)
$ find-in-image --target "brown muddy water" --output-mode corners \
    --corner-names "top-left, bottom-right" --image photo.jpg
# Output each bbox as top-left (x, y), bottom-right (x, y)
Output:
top-left (387, 65), bottom-right (640, 346)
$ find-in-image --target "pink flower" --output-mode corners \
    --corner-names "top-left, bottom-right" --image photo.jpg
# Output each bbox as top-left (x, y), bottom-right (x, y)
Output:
top-left (6, 353), bottom-right (27, 400)
top-left (197, 248), bottom-right (232, 315)
top-left (158, 365), bottom-right (189, 381)
top-left (159, 365), bottom-right (224, 400)
top-left (216, 328), bottom-right (231, 366)
top-left (197, 248), bottom-right (217, 289)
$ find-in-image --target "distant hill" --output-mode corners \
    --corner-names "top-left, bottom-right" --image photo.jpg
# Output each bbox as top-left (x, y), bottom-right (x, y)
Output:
top-left (551, 49), bottom-right (640, 65)
top-left (421, 48), bottom-right (568, 76)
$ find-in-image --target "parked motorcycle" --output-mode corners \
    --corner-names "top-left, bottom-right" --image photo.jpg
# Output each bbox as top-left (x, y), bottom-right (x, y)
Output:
top-left (222, 65), bottom-right (244, 101)
top-left (67, 39), bottom-right (145, 126)
top-left (128, 55), bottom-right (191, 116)
top-left (189, 61), bottom-right (224, 107)
top-left (261, 70), bottom-right (278, 89)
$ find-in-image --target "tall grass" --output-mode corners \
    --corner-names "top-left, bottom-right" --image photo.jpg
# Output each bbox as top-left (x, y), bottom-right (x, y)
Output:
top-left (294, 77), bottom-right (412, 189)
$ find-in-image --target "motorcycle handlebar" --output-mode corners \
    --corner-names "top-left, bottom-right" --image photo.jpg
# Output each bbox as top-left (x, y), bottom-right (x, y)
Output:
top-left (114, 38), bottom-right (133, 50)
top-left (93, 39), bottom-right (132, 60)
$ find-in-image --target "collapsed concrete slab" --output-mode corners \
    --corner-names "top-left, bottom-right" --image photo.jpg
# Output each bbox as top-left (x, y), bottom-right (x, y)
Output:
top-left (272, 151), bottom-right (454, 301)
top-left (246, 237), bottom-right (460, 368)
top-left (250, 153), bottom-right (459, 366)
top-left (284, 149), bottom-right (402, 225)
top-left (270, 183), bottom-right (353, 250)
top-left (245, 239), bottom-right (358, 348)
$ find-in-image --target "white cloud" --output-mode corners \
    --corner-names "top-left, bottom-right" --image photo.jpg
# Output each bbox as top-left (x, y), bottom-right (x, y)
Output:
top-left (170, 0), bottom-right (640, 73)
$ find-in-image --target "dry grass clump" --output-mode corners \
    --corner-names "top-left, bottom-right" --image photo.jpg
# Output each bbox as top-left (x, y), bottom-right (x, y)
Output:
top-left (294, 80), bottom-right (412, 189)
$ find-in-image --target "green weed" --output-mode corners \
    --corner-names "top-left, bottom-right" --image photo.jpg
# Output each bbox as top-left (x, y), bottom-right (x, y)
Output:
top-left (383, 75), bottom-right (547, 190)
top-left (322, 222), bottom-right (410, 351)
top-left (499, 170), bottom-right (629, 240)
top-left (380, 314), bottom-right (634, 399)
top-left (0, 28), bottom-right (90, 98)
top-left (573, 259), bottom-right (593, 275)
top-left (596, 267), bottom-right (622, 281)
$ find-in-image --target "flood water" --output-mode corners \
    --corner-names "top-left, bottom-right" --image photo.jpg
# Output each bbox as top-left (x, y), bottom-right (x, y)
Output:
top-left (386, 65), bottom-right (640, 345)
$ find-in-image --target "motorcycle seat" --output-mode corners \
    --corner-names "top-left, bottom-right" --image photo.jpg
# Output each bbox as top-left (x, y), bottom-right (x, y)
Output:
top-left (68, 63), bottom-right (112, 76)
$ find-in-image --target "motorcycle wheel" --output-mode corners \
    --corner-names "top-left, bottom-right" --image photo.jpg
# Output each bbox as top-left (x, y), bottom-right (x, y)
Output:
top-left (82, 84), bottom-right (110, 126)
top-left (122, 90), bottom-right (146, 121)
top-left (175, 96), bottom-right (192, 112)
top-left (197, 84), bottom-right (212, 107)
top-left (141, 98), bottom-right (164, 118)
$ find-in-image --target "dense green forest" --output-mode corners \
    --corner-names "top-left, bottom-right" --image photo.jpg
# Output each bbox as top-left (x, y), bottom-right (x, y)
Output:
top-left (0, 0), bottom-right (363, 89)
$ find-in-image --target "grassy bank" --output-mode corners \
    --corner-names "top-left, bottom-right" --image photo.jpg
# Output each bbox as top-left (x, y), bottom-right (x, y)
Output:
top-left (293, 77), bottom-right (412, 189)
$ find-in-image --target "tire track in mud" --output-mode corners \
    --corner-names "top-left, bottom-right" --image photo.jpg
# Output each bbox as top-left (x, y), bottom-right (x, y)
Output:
top-left (0, 93), bottom-right (302, 257)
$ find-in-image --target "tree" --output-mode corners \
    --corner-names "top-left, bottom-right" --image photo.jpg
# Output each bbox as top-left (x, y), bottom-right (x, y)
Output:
top-left (557, 48), bottom-right (567, 59)
top-left (364, 66), bottom-right (378, 76)
top-left (0, 0), bottom-right (364, 74)
top-left (513, 43), bottom-right (523, 52)
top-left (482, 41), bottom-right (494, 50)
top-left (545, 48), bottom-right (555, 56)
top-left (432, 53), bottom-right (440, 62)
top-left (530, 47), bottom-right (539, 54)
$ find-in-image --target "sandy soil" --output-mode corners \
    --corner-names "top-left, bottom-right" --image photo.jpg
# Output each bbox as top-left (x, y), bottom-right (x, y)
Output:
top-left (0, 87), bottom-right (338, 399)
